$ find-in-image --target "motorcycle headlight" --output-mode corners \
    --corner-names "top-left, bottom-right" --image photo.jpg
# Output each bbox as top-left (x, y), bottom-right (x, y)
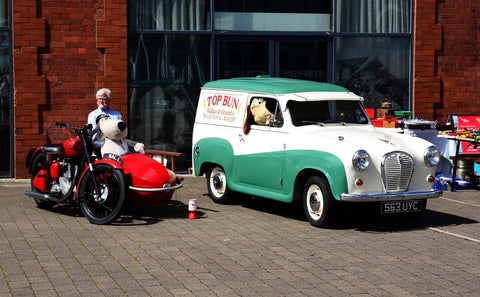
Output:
top-left (352, 150), bottom-right (370, 171)
top-left (92, 131), bottom-right (105, 148)
top-left (424, 146), bottom-right (440, 166)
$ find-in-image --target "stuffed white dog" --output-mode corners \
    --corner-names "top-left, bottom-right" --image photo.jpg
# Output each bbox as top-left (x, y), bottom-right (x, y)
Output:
top-left (97, 116), bottom-right (145, 157)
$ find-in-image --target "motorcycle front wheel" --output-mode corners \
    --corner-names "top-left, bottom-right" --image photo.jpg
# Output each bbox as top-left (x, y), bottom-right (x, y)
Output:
top-left (78, 164), bottom-right (127, 224)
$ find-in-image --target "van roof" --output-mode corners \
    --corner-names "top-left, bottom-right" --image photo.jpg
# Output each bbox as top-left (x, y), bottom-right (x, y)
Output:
top-left (202, 77), bottom-right (349, 94)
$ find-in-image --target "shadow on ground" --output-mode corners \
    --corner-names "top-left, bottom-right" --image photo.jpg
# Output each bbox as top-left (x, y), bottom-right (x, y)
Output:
top-left (231, 194), bottom-right (478, 232)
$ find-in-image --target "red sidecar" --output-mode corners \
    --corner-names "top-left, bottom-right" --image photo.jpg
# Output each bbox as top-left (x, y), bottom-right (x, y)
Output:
top-left (117, 153), bottom-right (183, 205)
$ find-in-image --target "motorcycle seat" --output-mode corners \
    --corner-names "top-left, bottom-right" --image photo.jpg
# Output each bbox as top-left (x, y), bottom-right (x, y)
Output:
top-left (41, 145), bottom-right (65, 154)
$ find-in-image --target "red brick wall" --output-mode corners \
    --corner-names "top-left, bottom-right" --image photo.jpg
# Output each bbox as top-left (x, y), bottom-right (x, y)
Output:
top-left (13, 0), bottom-right (128, 178)
top-left (414, 0), bottom-right (480, 122)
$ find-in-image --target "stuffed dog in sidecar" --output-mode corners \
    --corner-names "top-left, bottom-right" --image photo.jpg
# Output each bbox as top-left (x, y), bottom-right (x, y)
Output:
top-left (97, 115), bottom-right (145, 157)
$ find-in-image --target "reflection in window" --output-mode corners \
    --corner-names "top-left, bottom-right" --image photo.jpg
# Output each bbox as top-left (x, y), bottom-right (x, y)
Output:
top-left (0, 0), bottom-right (7, 27)
top-left (128, 34), bottom-right (210, 172)
top-left (279, 41), bottom-right (328, 82)
top-left (219, 40), bottom-right (269, 79)
top-left (0, 30), bottom-right (10, 176)
top-left (335, 37), bottom-right (410, 110)
top-left (129, 0), bottom-right (210, 30)
top-left (288, 100), bottom-right (369, 126)
top-left (336, 0), bottom-right (410, 33)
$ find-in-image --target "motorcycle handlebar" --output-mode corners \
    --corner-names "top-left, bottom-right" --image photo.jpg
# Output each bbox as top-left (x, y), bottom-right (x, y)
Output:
top-left (56, 122), bottom-right (93, 134)
top-left (56, 122), bottom-right (67, 128)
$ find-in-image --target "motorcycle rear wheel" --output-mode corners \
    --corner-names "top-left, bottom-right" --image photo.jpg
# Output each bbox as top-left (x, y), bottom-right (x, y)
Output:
top-left (30, 152), bottom-right (55, 209)
top-left (78, 164), bottom-right (127, 225)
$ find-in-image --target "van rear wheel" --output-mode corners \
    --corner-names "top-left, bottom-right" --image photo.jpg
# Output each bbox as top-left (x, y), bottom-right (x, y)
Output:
top-left (207, 166), bottom-right (231, 203)
top-left (303, 176), bottom-right (336, 228)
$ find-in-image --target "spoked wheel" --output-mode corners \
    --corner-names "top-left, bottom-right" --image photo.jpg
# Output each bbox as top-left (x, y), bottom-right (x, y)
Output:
top-left (207, 166), bottom-right (231, 203)
top-left (30, 152), bottom-right (55, 209)
top-left (303, 176), bottom-right (336, 228)
top-left (78, 164), bottom-right (127, 224)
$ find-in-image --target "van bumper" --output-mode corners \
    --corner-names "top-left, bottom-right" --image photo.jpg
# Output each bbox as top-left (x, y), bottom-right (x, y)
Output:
top-left (340, 189), bottom-right (443, 202)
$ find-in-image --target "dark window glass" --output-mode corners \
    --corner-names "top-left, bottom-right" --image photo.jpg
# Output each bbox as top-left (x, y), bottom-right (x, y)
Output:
top-left (214, 0), bottom-right (331, 31)
top-left (336, 37), bottom-right (410, 110)
top-left (0, 30), bottom-right (10, 176)
top-left (279, 41), bottom-right (328, 82)
top-left (288, 100), bottom-right (369, 126)
top-left (128, 34), bottom-right (210, 172)
top-left (219, 40), bottom-right (269, 79)
top-left (215, 0), bottom-right (330, 13)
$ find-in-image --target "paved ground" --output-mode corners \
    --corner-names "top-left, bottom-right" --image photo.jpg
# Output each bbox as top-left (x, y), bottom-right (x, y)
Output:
top-left (0, 176), bottom-right (479, 297)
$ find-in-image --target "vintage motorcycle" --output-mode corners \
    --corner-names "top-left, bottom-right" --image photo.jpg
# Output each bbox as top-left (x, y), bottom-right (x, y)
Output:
top-left (25, 122), bottom-right (182, 224)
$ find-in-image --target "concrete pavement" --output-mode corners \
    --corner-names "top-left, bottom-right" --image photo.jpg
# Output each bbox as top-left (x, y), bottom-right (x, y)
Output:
top-left (0, 176), bottom-right (479, 296)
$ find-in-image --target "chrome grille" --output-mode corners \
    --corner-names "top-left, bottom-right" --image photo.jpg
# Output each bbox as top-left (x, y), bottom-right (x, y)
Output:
top-left (381, 152), bottom-right (414, 192)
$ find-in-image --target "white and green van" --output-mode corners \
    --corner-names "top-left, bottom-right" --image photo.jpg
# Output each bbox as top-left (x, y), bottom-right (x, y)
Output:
top-left (192, 77), bottom-right (442, 227)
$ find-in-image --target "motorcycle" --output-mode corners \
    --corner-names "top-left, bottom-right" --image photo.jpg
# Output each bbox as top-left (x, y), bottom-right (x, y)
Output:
top-left (25, 122), bottom-right (183, 224)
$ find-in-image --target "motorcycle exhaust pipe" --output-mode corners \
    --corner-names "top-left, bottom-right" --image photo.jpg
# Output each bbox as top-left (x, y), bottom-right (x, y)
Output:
top-left (24, 191), bottom-right (62, 202)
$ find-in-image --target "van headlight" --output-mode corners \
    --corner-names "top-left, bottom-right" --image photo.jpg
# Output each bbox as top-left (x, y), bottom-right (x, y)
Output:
top-left (352, 150), bottom-right (370, 171)
top-left (424, 146), bottom-right (440, 166)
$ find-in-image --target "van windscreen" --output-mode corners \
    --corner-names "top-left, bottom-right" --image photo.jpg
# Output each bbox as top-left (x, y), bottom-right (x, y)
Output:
top-left (288, 100), bottom-right (369, 126)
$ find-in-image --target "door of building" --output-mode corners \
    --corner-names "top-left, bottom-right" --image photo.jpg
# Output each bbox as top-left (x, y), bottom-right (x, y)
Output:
top-left (216, 36), bottom-right (331, 82)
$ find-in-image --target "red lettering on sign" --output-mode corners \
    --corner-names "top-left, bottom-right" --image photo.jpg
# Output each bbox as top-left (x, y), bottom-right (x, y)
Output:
top-left (222, 96), bottom-right (239, 109)
top-left (206, 94), bottom-right (240, 108)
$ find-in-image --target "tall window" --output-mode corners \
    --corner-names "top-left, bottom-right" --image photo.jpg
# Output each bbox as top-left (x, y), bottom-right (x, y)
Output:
top-left (336, 37), bottom-right (410, 109)
top-left (0, 0), bottom-right (10, 177)
top-left (129, 0), bottom-right (212, 172)
top-left (335, 0), bottom-right (411, 110)
top-left (127, 32), bottom-right (210, 171)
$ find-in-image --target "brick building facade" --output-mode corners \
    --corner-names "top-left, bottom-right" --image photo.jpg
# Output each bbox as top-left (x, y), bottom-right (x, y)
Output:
top-left (13, 0), bottom-right (129, 178)
top-left (11, 0), bottom-right (480, 178)
top-left (413, 0), bottom-right (480, 121)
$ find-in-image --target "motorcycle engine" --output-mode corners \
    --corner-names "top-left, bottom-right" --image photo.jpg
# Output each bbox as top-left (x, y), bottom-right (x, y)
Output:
top-left (59, 177), bottom-right (72, 194)
top-left (58, 162), bottom-right (75, 195)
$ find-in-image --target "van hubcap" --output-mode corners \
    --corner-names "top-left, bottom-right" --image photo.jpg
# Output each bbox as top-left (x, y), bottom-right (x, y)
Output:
top-left (213, 173), bottom-right (224, 191)
top-left (309, 192), bottom-right (321, 212)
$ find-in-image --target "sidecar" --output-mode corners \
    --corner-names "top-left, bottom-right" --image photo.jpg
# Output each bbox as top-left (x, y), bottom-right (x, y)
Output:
top-left (120, 153), bottom-right (183, 205)
top-left (97, 152), bottom-right (183, 206)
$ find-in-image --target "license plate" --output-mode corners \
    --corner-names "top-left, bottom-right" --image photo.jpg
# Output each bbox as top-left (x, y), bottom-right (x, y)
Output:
top-left (381, 200), bottom-right (422, 214)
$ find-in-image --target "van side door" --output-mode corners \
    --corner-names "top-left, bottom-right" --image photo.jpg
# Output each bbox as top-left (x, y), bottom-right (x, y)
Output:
top-left (235, 96), bottom-right (286, 192)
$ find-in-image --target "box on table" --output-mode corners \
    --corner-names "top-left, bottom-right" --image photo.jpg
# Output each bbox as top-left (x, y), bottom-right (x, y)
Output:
top-left (383, 116), bottom-right (399, 128)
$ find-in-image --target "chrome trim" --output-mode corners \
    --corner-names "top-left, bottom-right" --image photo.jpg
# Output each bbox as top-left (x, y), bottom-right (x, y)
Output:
top-left (25, 191), bottom-right (54, 201)
top-left (129, 182), bottom-right (183, 192)
top-left (381, 151), bottom-right (414, 192)
top-left (340, 189), bottom-right (442, 202)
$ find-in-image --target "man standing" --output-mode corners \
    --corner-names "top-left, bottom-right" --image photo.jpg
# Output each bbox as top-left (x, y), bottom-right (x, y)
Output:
top-left (87, 88), bottom-right (122, 129)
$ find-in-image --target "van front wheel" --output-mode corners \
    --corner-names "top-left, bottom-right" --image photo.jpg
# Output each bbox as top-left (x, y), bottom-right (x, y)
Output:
top-left (207, 166), bottom-right (231, 204)
top-left (303, 176), bottom-right (336, 228)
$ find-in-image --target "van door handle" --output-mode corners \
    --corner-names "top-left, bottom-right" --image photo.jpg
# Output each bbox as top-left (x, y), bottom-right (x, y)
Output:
top-left (239, 134), bottom-right (245, 142)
